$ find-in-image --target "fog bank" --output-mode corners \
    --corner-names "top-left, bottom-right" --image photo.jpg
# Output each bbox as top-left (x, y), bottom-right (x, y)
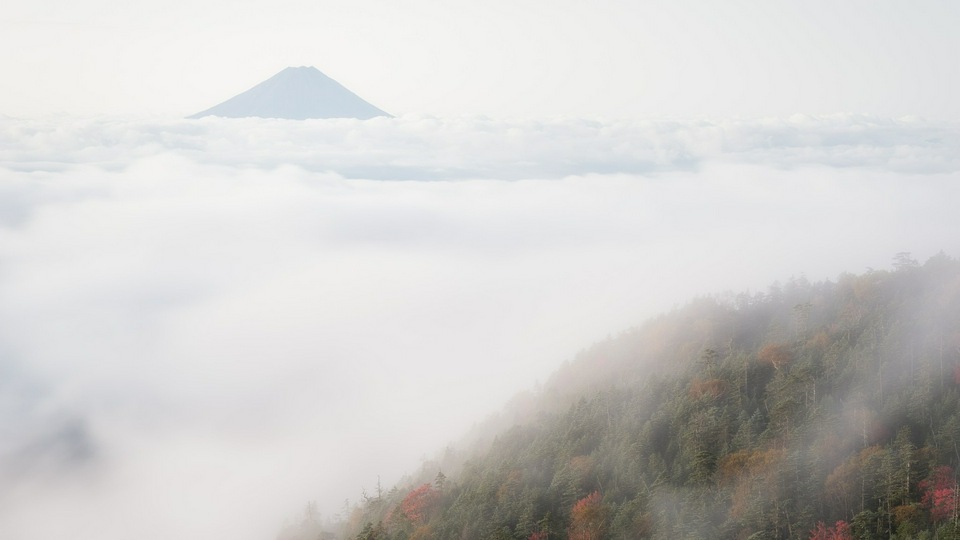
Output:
top-left (0, 114), bottom-right (957, 540)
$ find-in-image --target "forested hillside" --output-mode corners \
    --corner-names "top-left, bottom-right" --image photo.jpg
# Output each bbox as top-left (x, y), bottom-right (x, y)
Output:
top-left (329, 253), bottom-right (960, 539)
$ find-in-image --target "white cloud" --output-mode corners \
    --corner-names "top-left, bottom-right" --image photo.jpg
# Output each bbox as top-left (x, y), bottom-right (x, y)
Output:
top-left (0, 115), bottom-right (958, 540)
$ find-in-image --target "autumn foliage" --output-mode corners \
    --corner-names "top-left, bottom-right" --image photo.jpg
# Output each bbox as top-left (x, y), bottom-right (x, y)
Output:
top-left (920, 466), bottom-right (958, 522)
top-left (722, 448), bottom-right (786, 519)
top-left (689, 377), bottom-right (727, 400)
top-left (335, 256), bottom-right (960, 540)
top-left (809, 520), bottom-right (851, 540)
top-left (399, 484), bottom-right (439, 525)
top-left (758, 343), bottom-right (792, 370)
top-left (568, 491), bottom-right (606, 540)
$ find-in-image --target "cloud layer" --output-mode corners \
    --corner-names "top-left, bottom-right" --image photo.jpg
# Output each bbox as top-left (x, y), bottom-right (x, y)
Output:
top-left (0, 114), bottom-right (958, 540)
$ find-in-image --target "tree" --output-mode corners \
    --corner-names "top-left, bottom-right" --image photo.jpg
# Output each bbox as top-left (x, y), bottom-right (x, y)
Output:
top-left (758, 343), bottom-right (792, 371)
top-left (892, 252), bottom-right (918, 271)
top-left (568, 491), bottom-right (607, 540)
top-left (400, 483), bottom-right (439, 526)
top-left (333, 255), bottom-right (960, 539)
top-left (920, 466), bottom-right (958, 523)
top-left (809, 520), bottom-right (852, 540)
top-left (355, 521), bottom-right (387, 540)
top-left (434, 470), bottom-right (447, 491)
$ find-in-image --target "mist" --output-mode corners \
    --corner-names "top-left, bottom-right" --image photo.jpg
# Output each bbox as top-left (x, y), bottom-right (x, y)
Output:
top-left (0, 114), bottom-right (958, 540)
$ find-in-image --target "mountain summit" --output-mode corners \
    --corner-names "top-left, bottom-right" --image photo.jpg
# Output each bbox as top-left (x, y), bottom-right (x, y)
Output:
top-left (189, 66), bottom-right (391, 120)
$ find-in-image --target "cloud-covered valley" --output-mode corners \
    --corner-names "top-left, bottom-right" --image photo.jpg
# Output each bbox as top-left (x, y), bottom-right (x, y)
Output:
top-left (0, 114), bottom-right (958, 540)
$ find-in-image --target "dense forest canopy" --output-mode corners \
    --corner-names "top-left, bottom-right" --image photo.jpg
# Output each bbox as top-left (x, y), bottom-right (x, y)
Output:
top-left (292, 252), bottom-right (960, 540)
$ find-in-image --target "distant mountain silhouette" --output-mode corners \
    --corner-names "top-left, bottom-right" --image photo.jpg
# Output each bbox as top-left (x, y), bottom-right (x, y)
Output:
top-left (189, 66), bottom-right (391, 120)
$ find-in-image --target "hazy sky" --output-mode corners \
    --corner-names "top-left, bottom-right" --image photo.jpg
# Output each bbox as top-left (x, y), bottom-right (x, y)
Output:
top-left (3, 0), bottom-right (959, 119)
top-left (1, 115), bottom-right (958, 540)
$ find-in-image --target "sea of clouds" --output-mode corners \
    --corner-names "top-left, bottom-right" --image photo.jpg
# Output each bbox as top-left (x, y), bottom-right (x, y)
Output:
top-left (0, 113), bottom-right (958, 540)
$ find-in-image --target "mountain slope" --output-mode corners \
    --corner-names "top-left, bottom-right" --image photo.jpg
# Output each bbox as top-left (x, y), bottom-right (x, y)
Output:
top-left (190, 66), bottom-right (391, 120)
top-left (332, 253), bottom-right (960, 540)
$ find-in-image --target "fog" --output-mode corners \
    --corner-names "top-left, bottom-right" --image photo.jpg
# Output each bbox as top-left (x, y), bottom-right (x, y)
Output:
top-left (0, 114), bottom-right (958, 540)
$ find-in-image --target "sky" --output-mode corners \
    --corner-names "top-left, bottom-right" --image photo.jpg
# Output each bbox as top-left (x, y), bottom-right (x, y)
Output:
top-left (2, 2), bottom-right (960, 540)
top-left (2, 0), bottom-right (959, 119)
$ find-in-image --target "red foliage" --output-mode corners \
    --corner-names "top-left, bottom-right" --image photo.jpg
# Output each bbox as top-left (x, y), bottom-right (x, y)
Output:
top-left (568, 491), bottom-right (606, 540)
top-left (399, 483), bottom-right (439, 525)
top-left (930, 488), bottom-right (957, 522)
top-left (809, 520), bottom-right (852, 540)
top-left (920, 466), bottom-right (958, 522)
top-left (527, 532), bottom-right (548, 540)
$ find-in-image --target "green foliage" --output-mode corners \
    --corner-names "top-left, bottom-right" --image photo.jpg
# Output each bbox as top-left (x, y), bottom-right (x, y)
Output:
top-left (339, 254), bottom-right (960, 539)
top-left (355, 521), bottom-right (388, 540)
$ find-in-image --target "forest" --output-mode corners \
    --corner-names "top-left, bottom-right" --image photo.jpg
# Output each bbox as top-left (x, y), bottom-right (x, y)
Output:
top-left (291, 252), bottom-right (960, 539)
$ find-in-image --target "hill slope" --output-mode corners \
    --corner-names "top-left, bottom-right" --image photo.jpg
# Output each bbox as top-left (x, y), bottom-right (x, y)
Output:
top-left (190, 66), bottom-right (391, 120)
top-left (330, 253), bottom-right (960, 540)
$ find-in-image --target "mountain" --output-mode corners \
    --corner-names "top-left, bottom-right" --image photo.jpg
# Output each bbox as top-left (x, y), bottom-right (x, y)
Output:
top-left (189, 66), bottom-right (391, 120)
top-left (327, 253), bottom-right (960, 540)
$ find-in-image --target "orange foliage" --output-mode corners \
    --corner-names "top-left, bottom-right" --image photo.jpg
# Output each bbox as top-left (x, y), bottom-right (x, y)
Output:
top-left (409, 525), bottom-right (434, 540)
top-left (825, 445), bottom-right (895, 517)
top-left (747, 447), bottom-right (787, 470)
top-left (892, 504), bottom-right (920, 527)
top-left (851, 274), bottom-right (881, 301)
top-left (689, 378), bottom-right (727, 400)
top-left (727, 448), bottom-right (787, 519)
top-left (825, 458), bottom-right (858, 514)
top-left (717, 450), bottom-right (752, 483)
top-left (758, 343), bottom-right (792, 370)
top-left (496, 470), bottom-right (523, 503)
top-left (805, 331), bottom-right (831, 350)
